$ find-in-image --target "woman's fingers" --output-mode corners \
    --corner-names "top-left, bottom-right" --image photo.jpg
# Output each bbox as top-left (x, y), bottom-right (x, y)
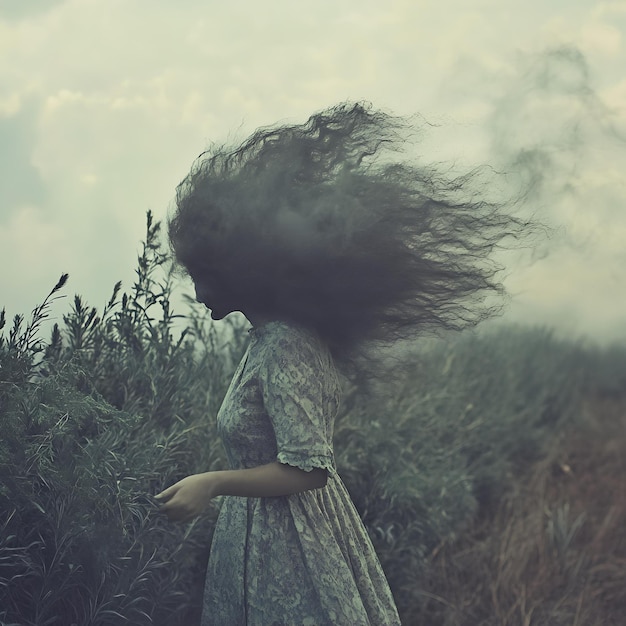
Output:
top-left (155, 490), bottom-right (193, 523)
top-left (154, 483), bottom-right (178, 502)
top-left (158, 496), bottom-right (179, 518)
top-left (160, 499), bottom-right (195, 523)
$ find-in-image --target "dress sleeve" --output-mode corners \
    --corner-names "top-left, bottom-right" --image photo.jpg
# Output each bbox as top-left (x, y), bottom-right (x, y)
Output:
top-left (258, 329), bottom-right (336, 473)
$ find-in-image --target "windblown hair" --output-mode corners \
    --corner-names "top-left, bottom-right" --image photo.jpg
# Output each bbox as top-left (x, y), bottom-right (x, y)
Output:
top-left (169, 102), bottom-right (532, 367)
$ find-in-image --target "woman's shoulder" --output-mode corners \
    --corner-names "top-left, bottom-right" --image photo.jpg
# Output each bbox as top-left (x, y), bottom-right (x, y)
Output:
top-left (250, 320), bottom-right (332, 366)
top-left (251, 320), bottom-right (318, 347)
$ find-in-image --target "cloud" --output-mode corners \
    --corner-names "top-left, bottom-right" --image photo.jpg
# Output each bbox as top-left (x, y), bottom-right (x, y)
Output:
top-left (0, 0), bottom-right (624, 344)
top-left (0, 204), bottom-right (69, 321)
top-left (480, 46), bottom-right (626, 341)
top-left (0, 100), bottom-right (46, 211)
top-left (0, 0), bottom-right (66, 22)
top-left (487, 45), bottom-right (625, 225)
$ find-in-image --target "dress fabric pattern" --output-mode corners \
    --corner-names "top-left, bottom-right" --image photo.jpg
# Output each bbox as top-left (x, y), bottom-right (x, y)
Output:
top-left (201, 321), bottom-right (401, 626)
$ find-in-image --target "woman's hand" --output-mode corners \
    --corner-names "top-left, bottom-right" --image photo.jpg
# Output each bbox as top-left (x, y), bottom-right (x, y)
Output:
top-left (154, 473), bottom-right (221, 523)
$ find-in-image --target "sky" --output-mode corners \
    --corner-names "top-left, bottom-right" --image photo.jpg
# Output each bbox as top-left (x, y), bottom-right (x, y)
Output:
top-left (1, 0), bottom-right (625, 345)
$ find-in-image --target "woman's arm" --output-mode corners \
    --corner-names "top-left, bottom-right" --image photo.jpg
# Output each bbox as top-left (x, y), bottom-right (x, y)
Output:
top-left (155, 462), bottom-right (327, 522)
top-left (214, 461), bottom-right (327, 497)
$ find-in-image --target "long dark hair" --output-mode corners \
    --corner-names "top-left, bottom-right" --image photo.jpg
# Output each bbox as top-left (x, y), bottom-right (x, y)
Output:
top-left (169, 102), bottom-right (535, 370)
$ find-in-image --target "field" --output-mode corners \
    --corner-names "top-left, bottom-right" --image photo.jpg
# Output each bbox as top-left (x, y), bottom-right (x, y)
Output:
top-left (1, 215), bottom-right (624, 625)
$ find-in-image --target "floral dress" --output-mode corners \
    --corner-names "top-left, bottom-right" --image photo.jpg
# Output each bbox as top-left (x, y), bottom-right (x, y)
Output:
top-left (201, 321), bottom-right (401, 626)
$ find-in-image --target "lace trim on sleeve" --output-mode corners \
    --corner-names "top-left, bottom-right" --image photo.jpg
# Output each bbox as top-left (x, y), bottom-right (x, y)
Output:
top-left (276, 450), bottom-right (335, 473)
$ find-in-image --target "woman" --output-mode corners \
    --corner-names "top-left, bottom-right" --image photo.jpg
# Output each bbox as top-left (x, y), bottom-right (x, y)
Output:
top-left (155, 103), bottom-right (528, 625)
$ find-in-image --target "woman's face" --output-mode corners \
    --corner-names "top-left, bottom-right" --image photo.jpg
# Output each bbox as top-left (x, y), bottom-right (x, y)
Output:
top-left (194, 278), bottom-right (240, 321)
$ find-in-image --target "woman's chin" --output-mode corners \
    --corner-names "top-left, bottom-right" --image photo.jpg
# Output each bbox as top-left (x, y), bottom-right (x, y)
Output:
top-left (210, 309), bottom-right (234, 321)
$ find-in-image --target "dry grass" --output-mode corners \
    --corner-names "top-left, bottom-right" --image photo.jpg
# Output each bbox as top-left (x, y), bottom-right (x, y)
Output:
top-left (401, 389), bottom-right (626, 626)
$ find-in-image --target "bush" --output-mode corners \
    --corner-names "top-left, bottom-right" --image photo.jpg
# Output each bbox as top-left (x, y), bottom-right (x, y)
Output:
top-left (0, 213), bottom-right (246, 625)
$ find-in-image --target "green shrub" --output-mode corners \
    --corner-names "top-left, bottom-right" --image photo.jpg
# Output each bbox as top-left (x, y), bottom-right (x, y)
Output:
top-left (0, 213), bottom-right (246, 625)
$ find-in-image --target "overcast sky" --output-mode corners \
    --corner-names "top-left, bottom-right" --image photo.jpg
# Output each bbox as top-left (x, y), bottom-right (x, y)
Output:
top-left (1, 0), bottom-right (625, 345)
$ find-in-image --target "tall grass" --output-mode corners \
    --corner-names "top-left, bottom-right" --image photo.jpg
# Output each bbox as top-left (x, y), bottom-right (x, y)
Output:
top-left (1, 211), bottom-right (623, 625)
top-left (0, 213), bottom-right (247, 625)
top-left (335, 324), bottom-right (589, 608)
top-left (404, 387), bottom-right (626, 626)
